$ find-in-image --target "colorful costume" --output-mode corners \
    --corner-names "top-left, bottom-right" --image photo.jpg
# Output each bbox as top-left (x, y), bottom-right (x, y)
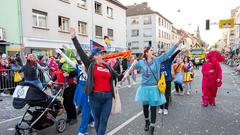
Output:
top-left (201, 51), bottom-right (224, 105)
top-left (183, 63), bottom-right (193, 82)
top-left (61, 49), bottom-right (77, 73)
top-left (134, 45), bottom-right (177, 106)
top-left (74, 64), bottom-right (94, 134)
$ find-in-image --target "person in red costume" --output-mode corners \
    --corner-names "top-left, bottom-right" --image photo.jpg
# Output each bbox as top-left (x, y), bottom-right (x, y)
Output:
top-left (201, 50), bottom-right (225, 107)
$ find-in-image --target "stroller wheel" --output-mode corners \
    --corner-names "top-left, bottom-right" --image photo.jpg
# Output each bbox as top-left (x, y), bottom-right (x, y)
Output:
top-left (15, 130), bottom-right (25, 135)
top-left (56, 119), bottom-right (67, 133)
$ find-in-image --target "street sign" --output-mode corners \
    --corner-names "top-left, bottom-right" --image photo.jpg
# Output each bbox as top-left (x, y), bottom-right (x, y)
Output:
top-left (219, 19), bottom-right (234, 29)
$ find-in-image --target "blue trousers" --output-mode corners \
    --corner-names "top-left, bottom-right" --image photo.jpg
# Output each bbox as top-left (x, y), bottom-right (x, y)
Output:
top-left (89, 92), bottom-right (112, 135)
top-left (25, 79), bottom-right (43, 90)
top-left (78, 97), bottom-right (94, 133)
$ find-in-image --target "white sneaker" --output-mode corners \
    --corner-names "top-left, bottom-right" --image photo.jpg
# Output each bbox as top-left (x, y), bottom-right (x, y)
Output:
top-left (89, 122), bottom-right (95, 128)
top-left (128, 85), bottom-right (131, 88)
top-left (158, 109), bottom-right (163, 114)
top-left (78, 132), bottom-right (88, 135)
top-left (187, 91), bottom-right (191, 95)
top-left (163, 109), bottom-right (168, 115)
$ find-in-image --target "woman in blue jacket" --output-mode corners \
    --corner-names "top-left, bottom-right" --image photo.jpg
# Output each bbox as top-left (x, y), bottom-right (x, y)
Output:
top-left (123, 38), bottom-right (184, 135)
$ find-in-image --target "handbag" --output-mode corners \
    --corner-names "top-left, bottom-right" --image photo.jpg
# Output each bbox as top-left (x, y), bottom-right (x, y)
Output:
top-left (14, 72), bottom-right (22, 83)
top-left (111, 86), bottom-right (121, 114)
top-left (173, 65), bottom-right (183, 84)
top-left (146, 61), bottom-right (166, 94)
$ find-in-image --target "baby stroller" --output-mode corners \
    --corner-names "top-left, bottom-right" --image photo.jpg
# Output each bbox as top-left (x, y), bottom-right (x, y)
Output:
top-left (12, 82), bottom-right (66, 135)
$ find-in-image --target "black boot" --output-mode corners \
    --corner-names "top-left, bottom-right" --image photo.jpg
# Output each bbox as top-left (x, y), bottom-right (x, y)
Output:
top-left (144, 120), bottom-right (150, 131)
top-left (149, 126), bottom-right (154, 135)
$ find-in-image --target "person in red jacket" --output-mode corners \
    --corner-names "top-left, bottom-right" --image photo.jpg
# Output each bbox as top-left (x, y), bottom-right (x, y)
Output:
top-left (201, 51), bottom-right (224, 107)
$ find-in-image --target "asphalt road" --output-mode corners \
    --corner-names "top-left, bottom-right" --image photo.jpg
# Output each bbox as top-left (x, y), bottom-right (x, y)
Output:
top-left (0, 64), bottom-right (239, 135)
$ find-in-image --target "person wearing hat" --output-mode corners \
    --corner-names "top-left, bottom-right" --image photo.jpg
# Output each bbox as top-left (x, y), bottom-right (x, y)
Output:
top-left (70, 28), bottom-right (119, 135)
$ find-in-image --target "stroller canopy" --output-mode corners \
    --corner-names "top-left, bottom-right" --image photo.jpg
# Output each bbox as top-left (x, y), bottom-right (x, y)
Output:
top-left (13, 82), bottom-right (50, 109)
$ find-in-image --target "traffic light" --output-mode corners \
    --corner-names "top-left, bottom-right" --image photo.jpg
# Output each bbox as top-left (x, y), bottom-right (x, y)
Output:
top-left (206, 20), bottom-right (210, 30)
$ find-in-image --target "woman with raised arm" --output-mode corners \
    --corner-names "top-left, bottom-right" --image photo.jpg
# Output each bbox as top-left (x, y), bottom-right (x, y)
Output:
top-left (70, 28), bottom-right (119, 135)
top-left (123, 37), bottom-right (185, 135)
top-left (19, 44), bottom-right (48, 90)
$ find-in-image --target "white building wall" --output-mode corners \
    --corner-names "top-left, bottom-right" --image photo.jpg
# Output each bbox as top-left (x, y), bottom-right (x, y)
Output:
top-left (127, 14), bottom-right (174, 53)
top-left (21, 0), bottom-right (126, 52)
top-left (127, 14), bottom-right (156, 53)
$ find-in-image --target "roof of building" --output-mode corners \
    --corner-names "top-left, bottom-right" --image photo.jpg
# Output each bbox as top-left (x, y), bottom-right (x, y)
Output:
top-left (126, 2), bottom-right (172, 24)
top-left (106, 0), bottom-right (127, 10)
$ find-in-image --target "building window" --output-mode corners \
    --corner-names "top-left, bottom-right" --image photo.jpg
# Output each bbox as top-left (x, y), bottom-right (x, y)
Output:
top-left (131, 41), bottom-right (139, 49)
top-left (77, 0), bottom-right (87, 9)
top-left (158, 30), bottom-right (161, 38)
top-left (107, 28), bottom-right (113, 39)
top-left (144, 16), bottom-right (151, 25)
top-left (158, 17), bottom-right (161, 26)
top-left (95, 2), bottom-right (102, 15)
top-left (107, 7), bottom-right (113, 18)
top-left (144, 41), bottom-right (152, 47)
top-left (78, 21), bottom-right (87, 35)
top-left (131, 18), bottom-right (139, 25)
top-left (95, 25), bottom-right (102, 37)
top-left (58, 16), bottom-right (70, 32)
top-left (131, 29), bottom-right (139, 37)
top-left (32, 9), bottom-right (48, 29)
top-left (143, 28), bottom-right (152, 37)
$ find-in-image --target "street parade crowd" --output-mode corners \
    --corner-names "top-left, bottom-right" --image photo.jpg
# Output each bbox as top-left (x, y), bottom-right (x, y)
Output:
top-left (0, 27), bottom-right (229, 135)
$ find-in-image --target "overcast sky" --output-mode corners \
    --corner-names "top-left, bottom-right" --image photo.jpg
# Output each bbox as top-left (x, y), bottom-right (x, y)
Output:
top-left (120, 0), bottom-right (240, 45)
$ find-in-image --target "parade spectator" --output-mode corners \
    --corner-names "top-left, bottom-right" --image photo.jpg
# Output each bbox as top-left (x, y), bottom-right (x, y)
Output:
top-left (70, 28), bottom-right (119, 135)
top-left (0, 54), bottom-right (10, 96)
top-left (9, 57), bottom-right (22, 94)
top-left (20, 44), bottom-right (48, 90)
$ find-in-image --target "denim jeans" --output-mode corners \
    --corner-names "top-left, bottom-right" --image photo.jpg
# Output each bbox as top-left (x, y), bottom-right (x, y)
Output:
top-left (79, 96), bottom-right (94, 134)
top-left (25, 79), bottom-right (43, 90)
top-left (89, 92), bottom-right (112, 135)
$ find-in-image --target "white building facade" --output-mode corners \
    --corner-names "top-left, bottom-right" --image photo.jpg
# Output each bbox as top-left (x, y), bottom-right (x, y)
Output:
top-left (126, 2), bottom-right (173, 54)
top-left (227, 6), bottom-right (240, 52)
top-left (20, 0), bottom-right (126, 55)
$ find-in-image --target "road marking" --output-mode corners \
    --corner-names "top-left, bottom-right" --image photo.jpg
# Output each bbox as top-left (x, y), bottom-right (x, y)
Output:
top-left (0, 116), bottom-right (23, 125)
top-left (106, 111), bottom-right (143, 135)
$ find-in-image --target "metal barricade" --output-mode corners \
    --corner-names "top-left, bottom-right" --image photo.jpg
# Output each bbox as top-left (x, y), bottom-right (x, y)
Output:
top-left (0, 69), bottom-right (22, 91)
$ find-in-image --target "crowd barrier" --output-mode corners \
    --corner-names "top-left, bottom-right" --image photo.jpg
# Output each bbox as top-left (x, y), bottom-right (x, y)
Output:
top-left (0, 69), bottom-right (47, 91)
